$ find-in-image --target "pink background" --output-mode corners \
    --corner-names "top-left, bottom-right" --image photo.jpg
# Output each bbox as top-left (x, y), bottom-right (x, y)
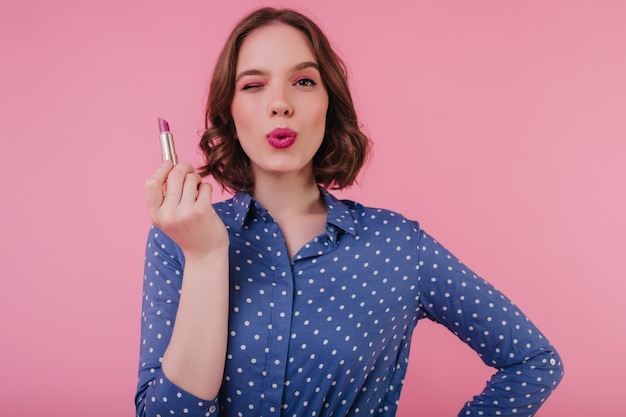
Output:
top-left (1, 1), bottom-right (625, 415)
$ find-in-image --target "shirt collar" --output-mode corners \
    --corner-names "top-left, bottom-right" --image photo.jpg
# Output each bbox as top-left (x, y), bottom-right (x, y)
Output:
top-left (231, 191), bottom-right (256, 228)
top-left (231, 188), bottom-right (357, 236)
top-left (321, 188), bottom-right (357, 236)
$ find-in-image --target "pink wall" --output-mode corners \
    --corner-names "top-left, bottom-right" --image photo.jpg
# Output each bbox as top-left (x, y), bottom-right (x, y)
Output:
top-left (1, 1), bottom-right (625, 415)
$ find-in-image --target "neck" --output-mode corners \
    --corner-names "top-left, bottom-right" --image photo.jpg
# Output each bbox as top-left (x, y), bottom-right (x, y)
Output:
top-left (249, 171), bottom-right (326, 219)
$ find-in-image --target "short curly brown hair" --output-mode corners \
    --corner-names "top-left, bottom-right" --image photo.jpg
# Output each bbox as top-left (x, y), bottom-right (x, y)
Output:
top-left (198, 7), bottom-right (371, 193)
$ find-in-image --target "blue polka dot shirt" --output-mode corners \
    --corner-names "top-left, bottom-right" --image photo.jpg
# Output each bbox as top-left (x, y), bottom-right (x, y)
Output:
top-left (136, 189), bottom-right (563, 417)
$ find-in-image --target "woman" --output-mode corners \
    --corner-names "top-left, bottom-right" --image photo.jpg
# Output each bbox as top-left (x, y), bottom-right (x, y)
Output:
top-left (137, 7), bottom-right (563, 417)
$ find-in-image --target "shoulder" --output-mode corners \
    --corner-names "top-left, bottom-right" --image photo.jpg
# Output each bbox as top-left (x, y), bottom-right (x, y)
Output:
top-left (337, 197), bottom-right (423, 239)
top-left (334, 195), bottom-right (416, 226)
top-left (213, 197), bottom-right (237, 215)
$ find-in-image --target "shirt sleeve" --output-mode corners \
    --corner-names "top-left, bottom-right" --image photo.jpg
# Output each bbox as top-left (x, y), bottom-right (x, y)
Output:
top-left (414, 228), bottom-right (564, 417)
top-left (135, 225), bottom-right (220, 417)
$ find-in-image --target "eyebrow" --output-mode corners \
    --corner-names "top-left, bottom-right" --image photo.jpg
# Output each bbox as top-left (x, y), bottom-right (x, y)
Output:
top-left (235, 61), bottom-right (320, 83)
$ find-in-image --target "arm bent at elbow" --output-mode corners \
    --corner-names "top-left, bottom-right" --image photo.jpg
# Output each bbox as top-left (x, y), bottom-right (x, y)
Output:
top-left (135, 225), bottom-right (229, 417)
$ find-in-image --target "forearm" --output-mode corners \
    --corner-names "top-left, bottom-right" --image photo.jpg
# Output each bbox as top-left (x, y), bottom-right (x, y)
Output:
top-left (161, 249), bottom-right (230, 401)
top-left (459, 348), bottom-right (563, 417)
top-left (415, 228), bottom-right (564, 416)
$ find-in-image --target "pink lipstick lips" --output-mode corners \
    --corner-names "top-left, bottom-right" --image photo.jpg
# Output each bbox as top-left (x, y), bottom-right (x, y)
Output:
top-left (267, 127), bottom-right (297, 149)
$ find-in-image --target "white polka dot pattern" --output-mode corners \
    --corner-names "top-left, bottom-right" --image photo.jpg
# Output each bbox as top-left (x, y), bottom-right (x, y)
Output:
top-left (135, 190), bottom-right (563, 417)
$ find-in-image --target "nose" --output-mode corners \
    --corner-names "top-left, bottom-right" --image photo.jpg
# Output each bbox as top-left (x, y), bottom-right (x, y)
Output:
top-left (268, 86), bottom-right (293, 117)
top-left (271, 105), bottom-right (293, 116)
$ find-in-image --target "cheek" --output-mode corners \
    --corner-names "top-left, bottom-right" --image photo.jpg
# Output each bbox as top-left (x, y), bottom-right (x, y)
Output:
top-left (231, 97), bottom-right (255, 132)
top-left (230, 100), bottom-right (243, 129)
top-left (300, 91), bottom-right (328, 125)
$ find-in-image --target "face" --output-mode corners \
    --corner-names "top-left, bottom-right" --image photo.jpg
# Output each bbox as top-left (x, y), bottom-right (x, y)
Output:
top-left (231, 23), bottom-right (329, 183)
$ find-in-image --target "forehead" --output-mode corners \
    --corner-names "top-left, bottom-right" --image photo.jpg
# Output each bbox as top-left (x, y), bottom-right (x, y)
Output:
top-left (236, 23), bottom-right (317, 71)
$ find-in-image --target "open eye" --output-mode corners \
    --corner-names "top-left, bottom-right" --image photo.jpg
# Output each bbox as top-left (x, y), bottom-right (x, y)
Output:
top-left (294, 78), bottom-right (317, 87)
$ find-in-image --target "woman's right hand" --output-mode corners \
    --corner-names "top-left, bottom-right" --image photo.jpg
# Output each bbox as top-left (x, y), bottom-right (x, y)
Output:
top-left (144, 161), bottom-right (229, 260)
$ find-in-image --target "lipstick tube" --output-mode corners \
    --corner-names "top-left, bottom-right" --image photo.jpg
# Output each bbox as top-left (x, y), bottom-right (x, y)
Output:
top-left (158, 118), bottom-right (178, 165)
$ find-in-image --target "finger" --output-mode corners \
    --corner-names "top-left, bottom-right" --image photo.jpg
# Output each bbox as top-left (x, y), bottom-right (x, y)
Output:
top-left (162, 162), bottom-right (195, 207)
top-left (145, 160), bottom-right (174, 215)
top-left (195, 182), bottom-right (214, 207)
top-left (180, 172), bottom-right (203, 205)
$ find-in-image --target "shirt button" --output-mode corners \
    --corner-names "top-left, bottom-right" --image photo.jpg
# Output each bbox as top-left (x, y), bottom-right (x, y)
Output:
top-left (549, 358), bottom-right (557, 366)
top-left (208, 405), bottom-right (217, 413)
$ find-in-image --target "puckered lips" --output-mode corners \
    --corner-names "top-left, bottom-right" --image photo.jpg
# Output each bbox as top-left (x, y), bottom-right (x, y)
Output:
top-left (267, 127), bottom-right (297, 149)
